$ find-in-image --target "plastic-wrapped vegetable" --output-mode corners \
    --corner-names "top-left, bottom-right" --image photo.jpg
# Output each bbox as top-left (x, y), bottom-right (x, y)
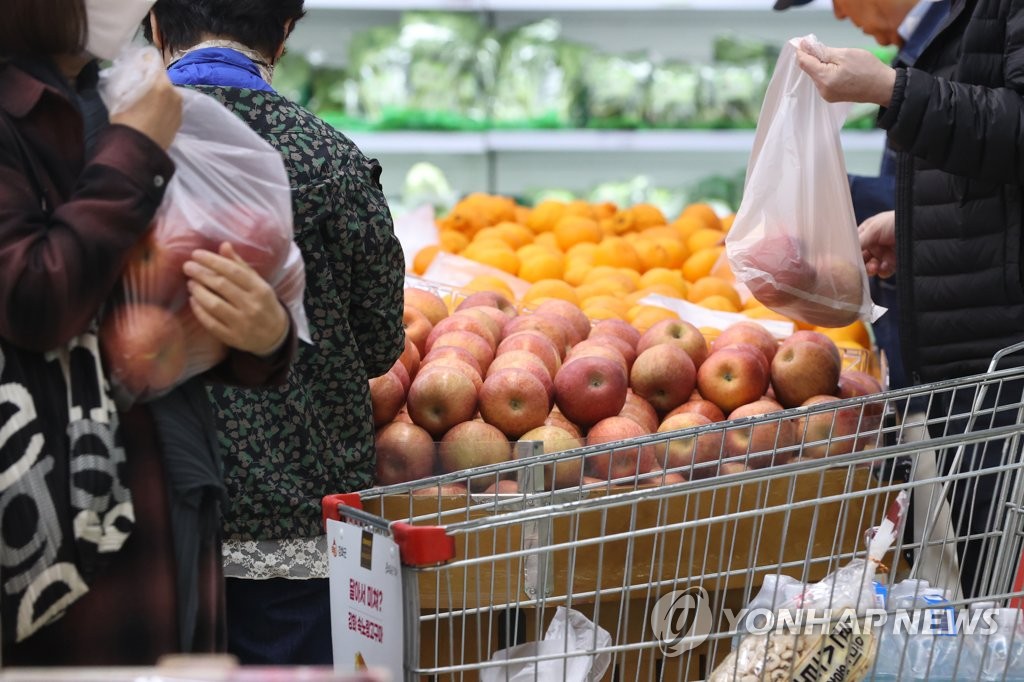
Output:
top-left (646, 61), bottom-right (701, 128)
top-left (697, 62), bottom-right (770, 128)
top-left (493, 20), bottom-right (588, 129)
top-left (581, 51), bottom-right (653, 129)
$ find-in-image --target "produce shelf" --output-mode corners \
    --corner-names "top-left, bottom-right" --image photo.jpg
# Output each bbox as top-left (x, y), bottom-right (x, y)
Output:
top-left (346, 129), bottom-right (886, 155)
top-left (306, 0), bottom-right (831, 10)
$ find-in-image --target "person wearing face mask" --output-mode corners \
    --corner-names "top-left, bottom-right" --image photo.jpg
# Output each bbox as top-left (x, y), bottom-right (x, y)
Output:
top-left (776, 0), bottom-right (949, 392)
top-left (796, 0), bottom-right (1024, 600)
top-left (144, 0), bottom-right (406, 666)
top-left (1, 0), bottom-right (297, 666)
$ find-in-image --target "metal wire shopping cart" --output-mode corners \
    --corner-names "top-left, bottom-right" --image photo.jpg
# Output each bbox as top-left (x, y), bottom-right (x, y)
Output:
top-left (325, 344), bottom-right (1024, 681)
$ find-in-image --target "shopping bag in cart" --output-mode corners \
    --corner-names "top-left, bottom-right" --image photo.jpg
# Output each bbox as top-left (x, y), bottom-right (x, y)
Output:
top-left (726, 35), bottom-right (881, 328)
top-left (96, 46), bottom-right (310, 404)
top-left (709, 492), bottom-right (908, 681)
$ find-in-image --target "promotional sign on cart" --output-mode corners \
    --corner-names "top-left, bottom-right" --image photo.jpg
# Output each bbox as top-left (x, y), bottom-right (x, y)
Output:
top-left (327, 518), bottom-right (404, 680)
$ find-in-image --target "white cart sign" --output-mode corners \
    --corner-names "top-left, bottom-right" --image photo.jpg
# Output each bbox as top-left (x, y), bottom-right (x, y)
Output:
top-left (328, 518), bottom-right (404, 681)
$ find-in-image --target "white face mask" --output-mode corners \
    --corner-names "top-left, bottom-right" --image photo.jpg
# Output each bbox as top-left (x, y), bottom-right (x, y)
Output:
top-left (83, 0), bottom-right (157, 60)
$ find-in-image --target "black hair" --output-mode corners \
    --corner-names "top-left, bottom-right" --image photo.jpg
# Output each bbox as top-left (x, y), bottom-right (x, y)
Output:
top-left (145, 0), bottom-right (306, 57)
top-left (0, 0), bottom-right (87, 58)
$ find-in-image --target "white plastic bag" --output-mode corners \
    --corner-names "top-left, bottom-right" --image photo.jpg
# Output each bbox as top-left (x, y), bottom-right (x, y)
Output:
top-left (480, 607), bottom-right (612, 682)
top-left (727, 36), bottom-right (882, 328)
top-left (97, 47), bottom-right (310, 403)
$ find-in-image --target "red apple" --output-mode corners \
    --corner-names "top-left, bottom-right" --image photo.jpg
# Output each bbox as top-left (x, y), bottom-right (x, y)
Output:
top-left (799, 256), bottom-right (865, 327)
top-left (422, 346), bottom-right (483, 378)
top-left (368, 371), bottom-right (406, 427)
top-left (771, 339), bottom-right (842, 408)
top-left (739, 234), bottom-right (816, 309)
top-left (796, 395), bottom-right (861, 459)
top-left (518, 425), bottom-right (585, 489)
top-left (666, 399), bottom-right (726, 423)
top-left (403, 305), bottom-right (433, 356)
top-left (503, 314), bottom-right (569, 358)
top-left (696, 346), bottom-right (771, 414)
top-left (838, 370), bottom-right (885, 446)
top-left (660, 471), bottom-right (687, 485)
top-left (483, 480), bottom-right (522, 495)
top-left (399, 337), bottom-right (421, 379)
top-left (122, 230), bottom-right (193, 307)
top-left (473, 306), bottom-right (514, 339)
top-left (412, 483), bottom-right (468, 497)
top-left (719, 462), bottom-right (750, 476)
top-left (479, 368), bottom-right (551, 438)
top-left (486, 351), bottom-right (554, 402)
top-left (781, 331), bottom-right (842, 368)
top-left (497, 332), bottom-right (561, 379)
top-left (637, 319), bottom-right (708, 368)
top-left (405, 288), bottom-right (449, 326)
top-left (100, 303), bottom-right (187, 397)
top-left (427, 314), bottom-right (497, 350)
top-left (420, 358), bottom-right (483, 392)
top-left (657, 413), bottom-right (725, 480)
top-left (375, 422), bottom-right (437, 485)
top-left (407, 366), bottom-right (479, 439)
top-left (630, 345), bottom-right (696, 415)
top-left (712, 321), bottom-right (779, 366)
top-left (390, 359), bottom-right (411, 392)
top-left (619, 390), bottom-right (660, 433)
top-left (595, 334), bottom-right (638, 371)
top-left (837, 370), bottom-right (883, 399)
top-left (587, 417), bottom-right (658, 480)
top-left (438, 421), bottom-right (513, 490)
top-left (429, 331), bottom-right (494, 374)
top-left (554, 356), bottom-right (629, 428)
top-left (728, 342), bottom-right (771, 376)
top-left (545, 409), bottom-right (583, 440)
top-left (455, 308), bottom-right (504, 347)
top-left (176, 306), bottom-right (228, 369)
top-left (589, 319), bottom-right (641, 349)
top-left (223, 207), bottom-right (291, 279)
top-left (456, 291), bottom-right (516, 317)
top-left (564, 341), bottom-right (628, 375)
top-left (532, 299), bottom-right (591, 347)
top-left (724, 399), bottom-right (796, 469)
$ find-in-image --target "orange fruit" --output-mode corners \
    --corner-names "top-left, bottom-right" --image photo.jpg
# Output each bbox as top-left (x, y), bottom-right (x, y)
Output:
top-left (439, 230), bottom-right (469, 253)
top-left (466, 275), bottom-right (515, 300)
top-left (566, 242), bottom-right (598, 263)
top-left (445, 206), bottom-right (487, 237)
top-left (744, 305), bottom-right (795, 324)
top-left (720, 214), bottom-right (736, 233)
top-left (494, 221), bottom-right (535, 249)
top-left (565, 199), bottom-right (596, 219)
top-left (583, 307), bottom-right (624, 321)
top-left (606, 211), bottom-right (636, 235)
top-left (639, 268), bottom-right (689, 298)
top-left (523, 279), bottom-right (580, 307)
top-left (633, 238), bottom-right (674, 272)
top-left (518, 251), bottom-right (565, 283)
top-left (629, 204), bottom-right (668, 230)
top-left (469, 247), bottom-right (520, 275)
top-left (687, 277), bottom-right (742, 310)
top-left (534, 231), bottom-right (563, 253)
top-left (682, 246), bottom-right (726, 283)
top-left (697, 295), bottom-right (740, 313)
top-left (580, 295), bottom-right (630, 318)
top-left (593, 237), bottom-right (643, 271)
top-left (527, 200), bottom-right (568, 234)
top-left (514, 205), bottom-right (532, 225)
top-left (554, 215), bottom-right (603, 251)
top-left (463, 192), bottom-right (517, 226)
top-left (671, 216), bottom-right (707, 242)
top-left (593, 202), bottom-right (619, 220)
top-left (616, 267), bottom-right (642, 289)
top-left (629, 305), bottom-right (680, 333)
top-left (413, 245), bottom-right (440, 275)
top-left (641, 226), bottom-right (680, 241)
top-left (516, 244), bottom-right (552, 262)
top-left (680, 203), bottom-right (722, 232)
top-left (564, 262), bottom-right (591, 287)
top-left (816, 322), bottom-right (872, 350)
top-left (627, 284), bottom-right (683, 305)
top-left (687, 228), bottom-right (726, 254)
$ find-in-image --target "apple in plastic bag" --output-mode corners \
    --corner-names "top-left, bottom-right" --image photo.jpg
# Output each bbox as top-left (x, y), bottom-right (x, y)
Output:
top-left (122, 230), bottom-right (198, 307)
top-left (741, 234), bottom-right (816, 308)
top-left (100, 303), bottom-right (188, 397)
top-left (220, 207), bottom-right (291, 279)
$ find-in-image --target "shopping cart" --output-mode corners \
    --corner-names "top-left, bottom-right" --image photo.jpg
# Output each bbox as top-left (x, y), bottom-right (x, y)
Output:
top-left (325, 343), bottom-right (1024, 681)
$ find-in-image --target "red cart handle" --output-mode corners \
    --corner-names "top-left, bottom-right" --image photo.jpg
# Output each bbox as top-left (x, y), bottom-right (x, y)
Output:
top-left (322, 493), bottom-right (363, 531)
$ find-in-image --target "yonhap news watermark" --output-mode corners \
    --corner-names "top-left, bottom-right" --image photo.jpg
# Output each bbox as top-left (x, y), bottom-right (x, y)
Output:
top-left (651, 588), bottom-right (1002, 657)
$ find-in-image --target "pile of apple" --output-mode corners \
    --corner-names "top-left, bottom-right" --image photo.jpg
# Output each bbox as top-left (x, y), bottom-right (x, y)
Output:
top-left (371, 286), bottom-right (884, 494)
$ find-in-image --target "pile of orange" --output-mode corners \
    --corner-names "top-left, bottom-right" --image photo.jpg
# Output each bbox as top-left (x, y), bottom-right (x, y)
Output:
top-left (415, 193), bottom-right (873, 349)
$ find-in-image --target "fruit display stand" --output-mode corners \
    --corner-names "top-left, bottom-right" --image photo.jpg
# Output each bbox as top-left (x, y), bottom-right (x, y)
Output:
top-left (344, 439), bottom-right (905, 681)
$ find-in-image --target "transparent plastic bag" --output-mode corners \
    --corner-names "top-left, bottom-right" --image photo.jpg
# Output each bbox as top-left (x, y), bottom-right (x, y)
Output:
top-left (97, 46), bottom-right (309, 404)
top-left (726, 36), bottom-right (882, 328)
top-left (709, 492), bottom-right (907, 681)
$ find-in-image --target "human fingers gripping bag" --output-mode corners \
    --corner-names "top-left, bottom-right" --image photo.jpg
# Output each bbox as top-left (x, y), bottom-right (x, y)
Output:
top-left (726, 36), bottom-right (883, 328)
top-left (98, 47), bottom-right (310, 405)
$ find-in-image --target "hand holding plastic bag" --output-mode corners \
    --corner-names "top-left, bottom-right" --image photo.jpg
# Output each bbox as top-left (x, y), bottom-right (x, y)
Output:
top-left (98, 47), bottom-right (309, 405)
top-left (726, 36), bottom-right (883, 328)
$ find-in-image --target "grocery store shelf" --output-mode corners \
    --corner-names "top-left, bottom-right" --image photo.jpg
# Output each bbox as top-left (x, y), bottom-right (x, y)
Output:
top-left (345, 129), bottom-right (886, 155)
top-left (305, 0), bottom-right (831, 11)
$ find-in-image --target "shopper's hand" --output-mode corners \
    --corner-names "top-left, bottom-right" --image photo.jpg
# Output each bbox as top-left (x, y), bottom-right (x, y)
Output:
top-left (183, 243), bottom-right (291, 356)
top-left (796, 40), bottom-right (897, 107)
top-left (109, 71), bottom-right (182, 150)
top-left (860, 211), bottom-right (897, 279)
